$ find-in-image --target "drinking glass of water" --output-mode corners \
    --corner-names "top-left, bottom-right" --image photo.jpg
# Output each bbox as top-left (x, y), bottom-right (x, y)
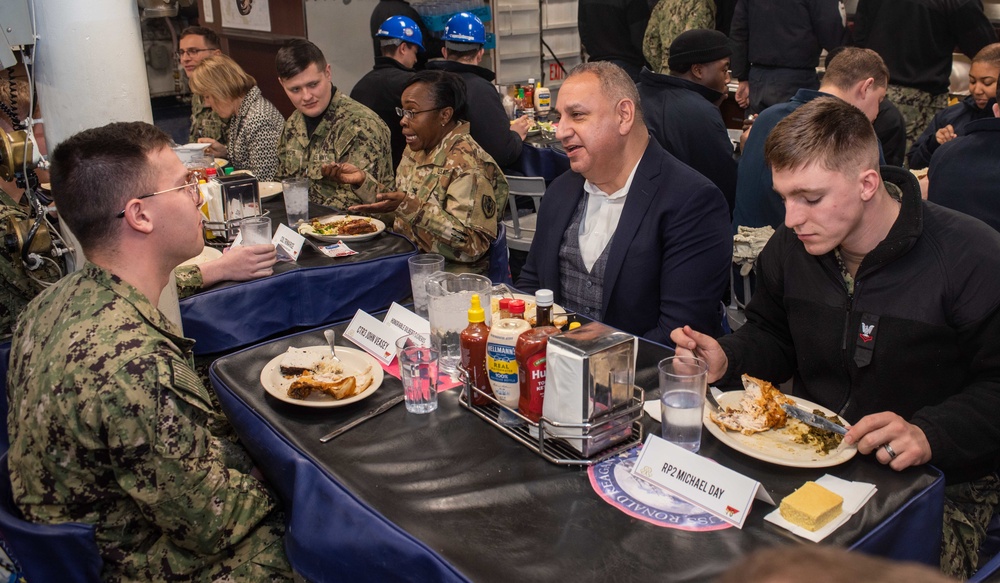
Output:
top-left (658, 356), bottom-right (709, 452)
top-left (396, 334), bottom-right (439, 414)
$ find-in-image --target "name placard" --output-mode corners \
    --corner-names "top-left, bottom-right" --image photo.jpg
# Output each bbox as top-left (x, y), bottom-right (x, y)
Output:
top-left (343, 310), bottom-right (406, 366)
top-left (630, 434), bottom-right (770, 529)
top-left (273, 223), bottom-right (306, 262)
top-left (383, 303), bottom-right (430, 341)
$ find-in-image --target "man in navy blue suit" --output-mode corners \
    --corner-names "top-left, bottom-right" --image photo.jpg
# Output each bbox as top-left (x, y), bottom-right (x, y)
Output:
top-left (516, 61), bottom-right (731, 345)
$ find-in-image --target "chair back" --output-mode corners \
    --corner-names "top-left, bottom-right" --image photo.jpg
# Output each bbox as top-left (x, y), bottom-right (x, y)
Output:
top-left (502, 175), bottom-right (546, 252)
top-left (488, 222), bottom-right (513, 285)
top-left (0, 453), bottom-right (104, 582)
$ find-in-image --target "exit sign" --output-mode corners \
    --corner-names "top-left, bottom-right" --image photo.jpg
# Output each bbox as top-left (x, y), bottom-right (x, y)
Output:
top-left (549, 63), bottom-right (565, 83)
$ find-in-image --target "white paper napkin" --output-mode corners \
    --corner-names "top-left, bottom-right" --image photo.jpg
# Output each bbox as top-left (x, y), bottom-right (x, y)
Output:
top-left (764, 474), bottom-right (877, 542)
top-left (643, 399), bottom-right (660, 420)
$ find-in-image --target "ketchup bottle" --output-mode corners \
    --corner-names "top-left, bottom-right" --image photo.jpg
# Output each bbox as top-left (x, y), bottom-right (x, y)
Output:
top-left (460, 294), bottom-right (492, 406)
top-left (516, 323), bottom-right (560, 423)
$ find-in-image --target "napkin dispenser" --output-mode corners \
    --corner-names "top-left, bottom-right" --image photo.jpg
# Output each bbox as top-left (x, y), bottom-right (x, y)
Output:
top-left (213, 174), bottom-right (261, 221)
top-left (542, 322), bottom-right (637, 456)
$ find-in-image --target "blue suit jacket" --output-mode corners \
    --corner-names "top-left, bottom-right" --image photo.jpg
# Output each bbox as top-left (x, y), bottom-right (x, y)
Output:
top-left (516, 137), bottom-right (732, 345)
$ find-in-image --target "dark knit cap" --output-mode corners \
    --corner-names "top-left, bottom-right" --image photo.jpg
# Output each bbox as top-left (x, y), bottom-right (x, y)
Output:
top-left (668, 29), bottom-right (733, 70)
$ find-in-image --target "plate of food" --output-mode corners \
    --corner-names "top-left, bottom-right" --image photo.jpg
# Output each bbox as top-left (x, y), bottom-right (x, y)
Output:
top-left (258, 181), bottom-right (282, 200)
top-left (297, 215), bottom-right (385, 242)
top-left (490, 293), bottom-right (569, 327)
top-left (260, 345), bottom-right (384, 408)
top-left (179, 246), bottom-right (223, 267)
top-left (703, 375), bottom-right (856, 468)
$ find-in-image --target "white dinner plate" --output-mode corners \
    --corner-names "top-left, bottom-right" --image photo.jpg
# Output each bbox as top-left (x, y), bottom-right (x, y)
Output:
top-left (298, 215), bottom-right (386, 243)
top-left (258, 181), bottom-right (282, 200)
top-left (259, 345), bottom-right (384, 408)
top-left (179, 246), bottom-right (223, 267)
top-left (703, 391), bottom-right (857, 468)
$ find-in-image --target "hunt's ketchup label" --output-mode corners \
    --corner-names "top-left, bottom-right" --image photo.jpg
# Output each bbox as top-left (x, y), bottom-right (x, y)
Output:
top-left (516, 326), bottom-right (560, 423)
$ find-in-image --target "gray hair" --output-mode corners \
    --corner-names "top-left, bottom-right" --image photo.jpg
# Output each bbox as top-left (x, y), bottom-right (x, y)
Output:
top-left (566, 61), bottom-right (644, 123)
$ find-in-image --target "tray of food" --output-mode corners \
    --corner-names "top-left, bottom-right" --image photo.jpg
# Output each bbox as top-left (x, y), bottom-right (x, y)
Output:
top-left (297, 215), bottom-right (385, 242)
top-left (260, 346), bottom-right (383, 407)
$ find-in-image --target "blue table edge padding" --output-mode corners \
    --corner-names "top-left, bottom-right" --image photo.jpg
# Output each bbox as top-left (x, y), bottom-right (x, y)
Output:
top-left (209, 341), bottom-right (470, 583)
top-left (847, 464), bottom-right (945, 565)
top-left (181, 244), bottom-right (416, 356)
top-left (0, 452), bottom-right (103, 582)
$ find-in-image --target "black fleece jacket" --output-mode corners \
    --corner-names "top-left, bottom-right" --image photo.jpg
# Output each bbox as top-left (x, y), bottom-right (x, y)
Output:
top-left (719, 166), bottom-right (1000, 484)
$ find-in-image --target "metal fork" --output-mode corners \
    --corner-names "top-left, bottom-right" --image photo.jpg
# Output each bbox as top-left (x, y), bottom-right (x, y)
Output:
top-left (322, 329), bottom-right (343, 365)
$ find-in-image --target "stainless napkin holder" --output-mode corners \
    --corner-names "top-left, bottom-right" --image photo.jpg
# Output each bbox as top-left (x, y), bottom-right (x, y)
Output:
top-left (542, 321), bottom-right (637, 456)
top-left (203, 174), bottom-right (262, 242)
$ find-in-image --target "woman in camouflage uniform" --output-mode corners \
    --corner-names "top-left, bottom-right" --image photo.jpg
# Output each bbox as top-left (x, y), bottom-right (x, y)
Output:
top-left (322, 70), bottom-right (508, 275)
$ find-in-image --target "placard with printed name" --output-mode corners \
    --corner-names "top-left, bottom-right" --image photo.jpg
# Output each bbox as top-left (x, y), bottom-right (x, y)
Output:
top-left (343, 310), bottom-right (407, 366)
top-left (630, 434), bottom-right (771, 529)
top-left (383, 303), bottom-right (431, 341)
top-left (273, 223), bottom-right (306, 262)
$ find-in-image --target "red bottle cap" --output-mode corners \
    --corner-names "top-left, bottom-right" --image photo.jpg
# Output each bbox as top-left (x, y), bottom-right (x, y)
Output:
top-left (509, 299), bottom-right (526, 314)
top-left (499, 298), bottom-right (511, 310)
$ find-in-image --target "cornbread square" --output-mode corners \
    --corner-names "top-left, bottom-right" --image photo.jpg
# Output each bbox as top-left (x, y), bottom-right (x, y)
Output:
top-left (779, 481), bottom-right (844, 531)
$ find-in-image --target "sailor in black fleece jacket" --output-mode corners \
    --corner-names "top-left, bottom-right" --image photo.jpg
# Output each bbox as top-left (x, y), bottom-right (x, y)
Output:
top-left (672, 97), bottom-right (1000, 579)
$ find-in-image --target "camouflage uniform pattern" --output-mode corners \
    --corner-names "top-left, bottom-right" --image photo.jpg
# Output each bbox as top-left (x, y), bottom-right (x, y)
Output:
top-left (357, 122), bottom-right (508, 274)
top-left (174, 264), bottom-right (204, 299)
top-left (6, 263), bottom-right (291, 582)
top-left (0, 191), bottom-right (63, 337)
top-left (886, 84), bottom-right (949, 161)
top-left (189, 93), bottom-right (229, 145)
top-left (276, 88), bottom-right (394, 210)
top-left (941, 473), bottom-right (1000, 579)
top-left (643, 0), bottom-right (716, 74)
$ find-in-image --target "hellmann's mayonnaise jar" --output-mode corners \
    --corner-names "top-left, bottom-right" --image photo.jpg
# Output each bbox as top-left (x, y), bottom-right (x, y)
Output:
top-left (487, 318), bottom-right (531, 427)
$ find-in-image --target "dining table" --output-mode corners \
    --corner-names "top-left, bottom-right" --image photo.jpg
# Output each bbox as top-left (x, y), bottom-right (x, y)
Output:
top-left (511, 134), bottom-right (570, 184)
top-left (180, 193), bottom-right (417, 356)
top-left (209, 316), bottom-right (946, 582)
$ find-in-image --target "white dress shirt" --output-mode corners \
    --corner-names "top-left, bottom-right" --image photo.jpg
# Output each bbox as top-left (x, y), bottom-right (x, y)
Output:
top-left (579, 161), bottom-right (641, 271)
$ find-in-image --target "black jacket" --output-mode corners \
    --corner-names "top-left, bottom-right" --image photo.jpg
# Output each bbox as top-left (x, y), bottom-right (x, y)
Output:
top-left (731, 0), bottom-right (846, 79)
top-left (906, 95), bottom-right (996, 170)
top-left (719, 166), bottom-right (1000, 483)
top-left (426, 60), bottom-right (522, 168)
top-left (578, 0), bottom-right (651, 68)
top-left (637, 68), bottom-right (737, 213)
top-left (853, 0), bottom-right (997, 95)
top-left (350, 57), bottom-right (414, 170)
top-left (929, 117), bottom-right (1000, 235)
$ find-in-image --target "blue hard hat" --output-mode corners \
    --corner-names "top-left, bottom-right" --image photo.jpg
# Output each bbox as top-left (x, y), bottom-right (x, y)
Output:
top-left (376, 16), bottom-right (424, 51)
top-left (443, 12), bottom-right (485, 45)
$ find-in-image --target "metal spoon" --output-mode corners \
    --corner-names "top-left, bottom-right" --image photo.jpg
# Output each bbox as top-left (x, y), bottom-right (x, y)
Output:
top-left (322, 329), bottom-right (342, 365)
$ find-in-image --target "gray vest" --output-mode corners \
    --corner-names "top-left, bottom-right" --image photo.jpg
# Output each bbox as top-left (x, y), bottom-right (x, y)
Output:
top-left (558, 195), bottom-right (612, 320)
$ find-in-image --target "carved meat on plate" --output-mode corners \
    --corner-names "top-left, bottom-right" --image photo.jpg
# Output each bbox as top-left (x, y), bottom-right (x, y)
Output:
top-left (710, 374), bottom-right (792, 435)
top-left (279, 347), bottom-right (373, 400)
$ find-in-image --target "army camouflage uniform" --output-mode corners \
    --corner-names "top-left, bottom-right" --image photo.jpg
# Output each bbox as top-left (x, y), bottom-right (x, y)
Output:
top-left (276, 87), bottom-right (394, 211)
top-left (643, 0), bottom-right (716, 74)
top-left (0, 190), bottom-right (63, 337)
top-left (885, 84), bottom-right (948, 162)
top-left (189, 93), bottom-right (229, 145)
top-left (356, 122), bottom-right (508, 275)
top-left (941, 474), bottom-right (1000, 579)
top-left (6, 263), bottom-right (291, 582)
top-left (174, 264), bottom-right (204, 299)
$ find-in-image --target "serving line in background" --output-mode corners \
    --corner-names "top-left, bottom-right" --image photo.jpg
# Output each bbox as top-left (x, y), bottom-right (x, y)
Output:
top-left (209, 316), bottom-right (945, 582)
top-left (180, 194), bottom-right (416, 356)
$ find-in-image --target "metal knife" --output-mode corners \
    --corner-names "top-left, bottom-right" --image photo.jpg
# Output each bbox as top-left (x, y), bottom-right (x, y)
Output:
top-left (320, 394), bottom-right (405, 443)
top-left (782, 403), bottom-right (848, 435)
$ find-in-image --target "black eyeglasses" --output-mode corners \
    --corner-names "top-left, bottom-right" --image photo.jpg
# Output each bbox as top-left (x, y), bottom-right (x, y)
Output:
top-left (176, 48), bottom-right (214, 58)
top-left (116, 181), bottom-right (201, 218)
top-left (395, 106), bottom-right (443, 120)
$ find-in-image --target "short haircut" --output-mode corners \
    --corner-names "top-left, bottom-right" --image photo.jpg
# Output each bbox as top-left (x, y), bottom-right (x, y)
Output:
top-left (765, 97), bottom-right (879, 176)
top-left (444, 45), bottom-right (481, 60)
top-left (822, 46), bottom-right (889, 91)
top-left (276, 39), bottom-right (327, 80)
top-left (380, 39), bottom-right (418, 58)
top-left (50, 122), bottom-right (173, 252)
top-left (973, 42), bottom-right (1000, 68)
top-left (179, 26), bottom-right (220, 49)
top-left (188, 55), bottom-right (256, 101)
top-left (404, 70), bottom-right (468, 122)
top-left (566, 61), bottom-right (644, 123)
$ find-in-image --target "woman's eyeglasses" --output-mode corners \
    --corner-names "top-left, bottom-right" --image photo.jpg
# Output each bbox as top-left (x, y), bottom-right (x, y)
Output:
top-left (395, 107), bottom-right (443, 120)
